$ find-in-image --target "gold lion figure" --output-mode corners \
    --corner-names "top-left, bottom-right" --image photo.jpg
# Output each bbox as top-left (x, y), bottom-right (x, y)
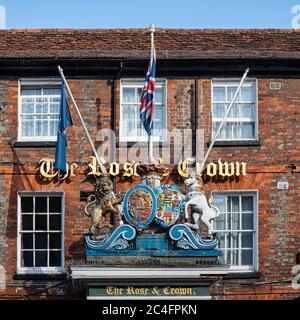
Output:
top-left (84, 176), bottom-right (123, 234)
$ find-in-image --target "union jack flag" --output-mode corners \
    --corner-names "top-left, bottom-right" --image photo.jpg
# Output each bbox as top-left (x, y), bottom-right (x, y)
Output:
top-left (140, 46), bottom-right (156, 136)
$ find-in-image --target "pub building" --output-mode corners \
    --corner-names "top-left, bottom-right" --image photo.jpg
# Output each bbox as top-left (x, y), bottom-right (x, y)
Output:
top-left (0, 28), bottom-right (299, 300)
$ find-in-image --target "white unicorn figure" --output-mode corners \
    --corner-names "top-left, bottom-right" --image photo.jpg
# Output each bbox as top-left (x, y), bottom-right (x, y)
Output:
top-left (184, 175), bottom-right (220, 236)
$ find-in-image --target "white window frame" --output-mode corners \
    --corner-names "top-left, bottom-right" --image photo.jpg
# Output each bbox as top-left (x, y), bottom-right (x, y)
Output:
top-left (212, 190), bottom-right (259, 272)
top-left (211, 79), bottom-right (258, 141)
top-left (119, 78), bottom-right (167, 142)
top-left (17, 191), bottom-right (64, 275)
top-left (18, 78), bottom-right (62, 142)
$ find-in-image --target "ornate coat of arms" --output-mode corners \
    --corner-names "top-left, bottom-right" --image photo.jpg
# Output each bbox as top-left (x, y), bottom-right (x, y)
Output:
top-left (84, 164), bottom-right (221, 258)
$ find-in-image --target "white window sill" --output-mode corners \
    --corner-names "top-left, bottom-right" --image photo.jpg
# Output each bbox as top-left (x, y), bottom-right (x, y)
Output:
top-left (18, 137), bottom-right (57, 142)
top-left (118, 140), bottom-right (169, 147)
top-left (17, 268), bottom-right (64, 275)
top-left (209, 140), bottom-right (260, 147)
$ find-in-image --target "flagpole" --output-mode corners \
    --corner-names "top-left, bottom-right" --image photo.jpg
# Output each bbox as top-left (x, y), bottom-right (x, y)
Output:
top-left (58, 65), bottom-right (107, 175)
top-left (198, 68), bottom-right (250, 174)
top-left (149, 24), bottom-right (155, 163)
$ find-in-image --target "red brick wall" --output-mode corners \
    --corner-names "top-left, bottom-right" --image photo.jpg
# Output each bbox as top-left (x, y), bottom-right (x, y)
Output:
top-left (0, 78), bottom-right (299, 299)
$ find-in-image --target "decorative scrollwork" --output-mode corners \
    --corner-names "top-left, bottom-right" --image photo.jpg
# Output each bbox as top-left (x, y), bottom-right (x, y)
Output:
top-left (169, 224), bottom-right (218, 250)
top-left (85, 225), bottom-right (136, 251)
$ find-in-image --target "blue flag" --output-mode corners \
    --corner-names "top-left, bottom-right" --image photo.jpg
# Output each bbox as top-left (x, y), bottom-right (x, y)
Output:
top-left (54, 85), bottom-right (73, 174)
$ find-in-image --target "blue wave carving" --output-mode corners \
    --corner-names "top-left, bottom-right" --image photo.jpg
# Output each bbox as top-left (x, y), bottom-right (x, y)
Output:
top-left (169, 224), bottom-right (218, 250)
top-left (85, 225), bottom-right (136, 250)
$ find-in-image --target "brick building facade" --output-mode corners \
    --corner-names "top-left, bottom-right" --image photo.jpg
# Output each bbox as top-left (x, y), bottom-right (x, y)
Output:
top-left (0, 29), bottom-right (299, 300)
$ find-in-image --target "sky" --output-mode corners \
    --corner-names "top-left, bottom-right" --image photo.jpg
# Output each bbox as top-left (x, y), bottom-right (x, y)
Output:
top-left (0, 0), bottom-right (298, 29)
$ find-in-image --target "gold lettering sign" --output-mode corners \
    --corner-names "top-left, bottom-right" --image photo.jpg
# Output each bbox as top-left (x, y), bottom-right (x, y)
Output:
top-left (101, 286), bottom-right (197, 297)
top-left (87, 156), bottom-right (101, 177)
top-left (39, 158), bottom-right (58, 179)
top-left (39, 157), bottom-right (247, 181)
top-left (39, 158), bottom-right (78, 181)
top-left (206, 162), bottom-right (217, 177)
top-left (109, 162), bottom-right (120, 177)
top-left (123, 161), bottom-right (139, 177)
top-left (177, 158), bottom-right (194, 178)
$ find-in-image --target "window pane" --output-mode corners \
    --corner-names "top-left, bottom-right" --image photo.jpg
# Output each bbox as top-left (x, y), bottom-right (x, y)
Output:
top-left (154, 107), bottom-right (163, 123)
top-left (153, 107), bottom-right (164, 135)
top-left (123, 105), bottom-right (136, 120)
top-left (218, 252), bottom-right (225, 265)
top-left (22, 215), bottom-right (33, 231)
top-left (215, 122), bottom-right (253, 140)
top-left (241, 87), bottom-right (254, 101)
top-left (227, 249), bottom-right (239, 266)
top-left (50, 251), bottom-right (61, 267)
top-left (22, 251), bottom-right (33, 267)
top-left (50, 95), bottom-right (60, 103)
top-left (123, 88), bottom-right (135, 103)
top-left (21, 97), bottom-right (34, 114)
top-left (227, 86), bottom-right (239, 102)
top-left (49, 197), bottom-right (61, 213)
top-left (242, 213), bottom-right (254, 230)
top-left (35, 116), bottom-right (48, 136)
top-left (43, 88), bottom-right (60, 95)
top-left (242, 196), bottom-right (254, 212)
top-left (228, 232), bottom-right (239, 249)
top-left (213, 104), bottom-right (225, 118)
top-left (212, 122), bottom-right (220, 138)
top-left (49, 234), bottom-right (61, 249)
top-left (220, 123), bottom-right (232, 139)
top-left (21, 197), bottom-right (33, 213)
top-left (35, 197), bottom-right (47, 213)
top-left (217, 233), bottom-right (225, 249)
top-left (227, 214), bottom-right (240, 230)
top-left (242, 232), bottom-right (253, 247)
top-left (49, 118), bottom-right (59, 136)
top-left (35, 215), bottom-right (47, 230)
top-left (213, 195), bottom-right (226, 212)
top-left (213, 87), bottom-right (225, 102)
top-left (35, 251), bottom-right (48, 267)
top-left (21, 89), bottom-right (41, 96)
top-left (214, 213), bottom-right (225, 230)
top-left (122, 105), bottom-right (136, 137)
top-left (21, 119), bottom-right (34, 137)
top-left (22, 234), bottom-right (33, 249)
top-left (233, 122), bottom-right (243, 139)
top-left (241, 104), bottom-right (254, 118)
top-left (49, 215), bottom-right (61, 231)
top-left (36, 97), bottom-right (48, 113)
top-left (241, 250), bottom-right (253, 266)
top-left (50, 101), bottom-right (60, 114)
top-left (49, 251), bottom-right (61, 267)
top-left (227, 103), bottom-right (239, 118)
top-left (228, 197), bottom-right (239, 213)
top-left (241, 123), bottom-right (255, 139)
top-left (155, 87), bottom-right (164, 104)
top-left (35, 233), bottom-right (48, 249)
